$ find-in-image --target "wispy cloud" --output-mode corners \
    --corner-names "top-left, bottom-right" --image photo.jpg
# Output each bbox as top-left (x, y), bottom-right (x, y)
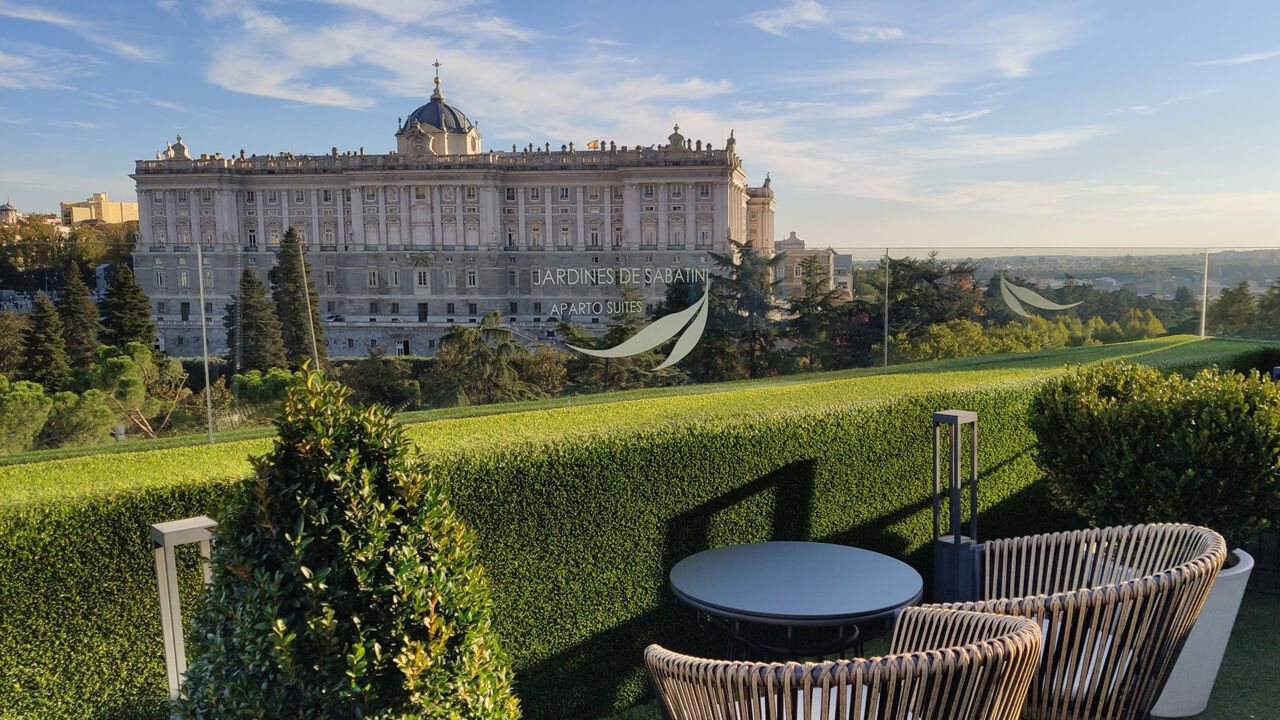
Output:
top-left (908, 125), bottom-right (1109, 161)
top-left (845, 26), bottom-right (904, 42)
top-left (1197, 48), bottom-right (1280, 66)
top-left (748, 0), bottom-right (830, 36)
top-left (1111, 88), bottom-right (1221, 115)
top-left (0, 44), bottom-right (85, 89)
top-left (0, 0), bottom-right (162, 62)
top-left (919, 109), bottom-right (992, 123)
top-left (53, 120), bottom-right (103, 129)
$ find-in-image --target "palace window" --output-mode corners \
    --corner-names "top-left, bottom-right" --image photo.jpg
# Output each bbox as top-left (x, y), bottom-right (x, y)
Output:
top-left (698, 183), bottom-right (711, 198)
top-left (530, 187), bottom-right (541, 201)
top-left (588, 187), bottom-right (599, 201)
top-left (323, 226), bottom-right (335, 245)
top-left (466, 270), bottom-right (477, 287)
top-left (588, 228), bottom-right (600, 247)
top-left (506, 228), bottom-right (517, 247)
top-left (322, 189), bottom-right (332, 203)
top-left (468, 303), bottom-right (477, 315)
top-left (505, 187), bottom-right (516, 201)
top-left (294, 190), bottom-right (305, 204)
top-left (177, 191), bottom-right (188, 203)
top-left (246, 227), bottom-right (257, 247)
top-left (414, 186), bottom-right (426, 200)
top-left (201, 190), bottom-right (211, 203)
top-left (324, 270), bottom-right (335, 286)
top-left (155, 271), bottom-right (165, 288)
top-left (370, 302), bottom-right (379, 314)
top-left (444, 269), bottom-right (456, 286)
top-left (671, 185), bottom-right (682, 198)
top-left (643, 184), bottom-right (654, 199)
top-left (245, 191), bottom-right (255, 204)
top-left (447, 302), bottom-right (456, 314)
top-left (613, 186), bottom-right (622, 199)
top-left (365, 188), bottom-right (376, 202)
top-left (416, 270), bottom-right (429, 288)
top-left (465, 186), bottom-right (477, 201)
top-left (530, 229), bottom-right (542, 247)
top-left (153, 190), bottom-right (164, 203)
top-left (268, 191), bottom-right (278, 204)
top-left (179, 270), bottom-right (189, 288)
top-left (367, 270), bottom-right (378, 287)
top-left (508, 271), bottom-right (516, 286)
top-left (559, 226), bottom-right (571, 246)
top-left (559, 187), bottom-right (570, 200)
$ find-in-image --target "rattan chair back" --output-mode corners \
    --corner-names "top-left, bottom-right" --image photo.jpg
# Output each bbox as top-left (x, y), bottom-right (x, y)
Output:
top-left (938, 523), bottom-right (1226, 720)
top-left (645, 606), bottom-right (1042, 720)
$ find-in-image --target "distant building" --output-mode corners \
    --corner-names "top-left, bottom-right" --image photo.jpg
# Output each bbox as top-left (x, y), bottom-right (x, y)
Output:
top-left (0, 201), bottom-right (18, 226)
top-left (773, 231), bottom-right (836, 300)
top-left (60, 192), bottom-right (139, 226)
top-left (130, 75), bottom-right (775, 357)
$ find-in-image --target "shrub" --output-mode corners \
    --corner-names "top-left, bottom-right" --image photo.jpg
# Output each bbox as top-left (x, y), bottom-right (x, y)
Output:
top-left (1029, 361), bottom-right (1280, 548)
top-left (178, 373), bottom-right (519, 720)
top-left (228, 367), bottom-right (300, 405)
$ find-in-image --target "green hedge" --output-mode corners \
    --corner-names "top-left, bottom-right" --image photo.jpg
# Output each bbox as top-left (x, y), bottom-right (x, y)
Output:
top-left (0, 337), bottom-right (1272, 720)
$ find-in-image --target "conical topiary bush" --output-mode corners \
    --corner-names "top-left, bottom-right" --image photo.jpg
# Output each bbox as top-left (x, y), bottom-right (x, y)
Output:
top-left (178, 372), bottom-right (520, 719)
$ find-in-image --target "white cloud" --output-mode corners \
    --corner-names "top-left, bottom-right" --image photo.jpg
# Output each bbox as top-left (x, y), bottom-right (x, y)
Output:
top-left (919, 109), bottom-right (992, 123)
top-left (53, 120), bottom-right (103, 129)
top-left (846, 26), bottom-right (904, 42)
top-left (1110, 88), bottom-right (1221, 116)
top-left (748, 0), bottom-right (830, 36)
top-left (909, 125), bottom-right (1109, 161)
top-left (0, 0), bottom-right (162, 62)
top-left (1197, 48), bottom-right (1280, 66)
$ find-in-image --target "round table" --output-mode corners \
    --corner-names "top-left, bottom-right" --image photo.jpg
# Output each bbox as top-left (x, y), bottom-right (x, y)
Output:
top-left (669, 541), bottom-right (923, 659)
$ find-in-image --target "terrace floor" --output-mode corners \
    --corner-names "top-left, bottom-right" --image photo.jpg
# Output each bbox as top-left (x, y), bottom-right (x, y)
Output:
top-left (604, 591), bottom-right (1280, 720)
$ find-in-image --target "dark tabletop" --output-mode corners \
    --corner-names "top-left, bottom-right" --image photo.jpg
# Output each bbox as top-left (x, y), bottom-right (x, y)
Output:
top-left (669, 541), bottom-right (923, 625)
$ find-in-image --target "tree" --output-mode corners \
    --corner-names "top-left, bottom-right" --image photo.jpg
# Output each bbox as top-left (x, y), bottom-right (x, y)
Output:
top-left (713, 242), bottom-right (785, 378)
top-left (335, 345), bottom-right (421, 409)
top-left (1207, 281), bottom-right (1256, 336)
top-left (0, 374), bottom-right (53, 454)
top-left (38, 389), bottom-right (115, 448)
top-left (786, 255), bottom-right (842, 369)
top-left (424, 312), bottom-right (541, 407)
top-left (224, 267), bottom-right (287, 373)
top-left (557, 288), bottom-right (684, 393)
top-left (57, 261), bottom-right (101, 367)
top-left (20, 292), bottom-right (70, 391)
top-left (99, 263), bottom-right (156, 348)
top-left (654, 277), bottom-right (741, 383)
top-left (0, 312), bottom-right (24, 378)
top-left (269, 227), bottom-right (326, 367)
top-left (68, 343), bottom-right (193, 438)
top-left (177, 373), bottom-right (520, 719)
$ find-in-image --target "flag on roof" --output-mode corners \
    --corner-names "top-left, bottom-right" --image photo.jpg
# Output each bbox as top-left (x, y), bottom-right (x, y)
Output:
top-left (587, 140), bottom-right (600, 150)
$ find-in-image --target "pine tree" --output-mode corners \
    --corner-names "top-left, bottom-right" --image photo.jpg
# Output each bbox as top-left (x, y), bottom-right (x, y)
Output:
top-left (224, 267), bottom-right (288, 374)
top-left (269, 227), bottom-right (326, 367)
top-left (20, 292), bottom-right (70, 391)
top-left (99, 263), bottom-right (156, 348)
top-left (57, 261), bottom-right (101, 367)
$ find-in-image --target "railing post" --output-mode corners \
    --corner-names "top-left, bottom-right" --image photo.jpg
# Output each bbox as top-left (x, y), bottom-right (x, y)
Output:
top-left (150, 516), bottom-right (216, 702)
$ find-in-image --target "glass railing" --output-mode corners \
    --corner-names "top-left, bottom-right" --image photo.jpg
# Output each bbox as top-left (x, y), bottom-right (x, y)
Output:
top-left (1, 234), bottom-right (1277, 452)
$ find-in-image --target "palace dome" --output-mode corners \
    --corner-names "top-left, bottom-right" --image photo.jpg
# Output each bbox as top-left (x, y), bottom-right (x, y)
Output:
top-left (403, 84), bottom-right (474, 134)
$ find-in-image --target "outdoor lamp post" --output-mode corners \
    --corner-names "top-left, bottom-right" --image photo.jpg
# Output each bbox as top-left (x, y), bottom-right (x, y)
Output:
top-left (931, 410), bottom-right (979, 603)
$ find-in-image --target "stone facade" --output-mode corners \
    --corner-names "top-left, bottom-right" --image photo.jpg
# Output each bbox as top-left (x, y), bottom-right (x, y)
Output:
top-left (130, 83), bottom-right (774, 357)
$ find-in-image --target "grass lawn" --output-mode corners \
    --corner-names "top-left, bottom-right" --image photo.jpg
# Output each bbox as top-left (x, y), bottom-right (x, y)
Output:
top-left (601, 591), bottom-right (1280, 720)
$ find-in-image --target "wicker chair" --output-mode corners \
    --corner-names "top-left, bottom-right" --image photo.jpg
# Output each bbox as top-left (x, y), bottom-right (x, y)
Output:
top-left (645, 606), bottom-right (1042, 720)
top-left (935, 523), bottom-right (1227, 720)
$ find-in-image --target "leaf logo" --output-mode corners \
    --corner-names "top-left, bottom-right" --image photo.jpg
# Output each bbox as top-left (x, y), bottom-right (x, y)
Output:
top-left (1000, 274), bottom-right (1082, 318)
top-left (567, 280), bottom-right (710, 370)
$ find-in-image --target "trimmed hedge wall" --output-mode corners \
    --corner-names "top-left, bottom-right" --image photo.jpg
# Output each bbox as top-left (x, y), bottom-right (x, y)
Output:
top-left (0, 338), bottom-right (1273, 720)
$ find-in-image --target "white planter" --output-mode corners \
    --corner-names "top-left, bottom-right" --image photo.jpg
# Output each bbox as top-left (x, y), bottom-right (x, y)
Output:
top-left (1151, 548), bottom-right (1254, 718)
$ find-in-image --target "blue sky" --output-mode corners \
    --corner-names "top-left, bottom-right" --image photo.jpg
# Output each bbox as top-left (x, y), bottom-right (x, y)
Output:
top-left (1, 0), bottom-right (1277, 250)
